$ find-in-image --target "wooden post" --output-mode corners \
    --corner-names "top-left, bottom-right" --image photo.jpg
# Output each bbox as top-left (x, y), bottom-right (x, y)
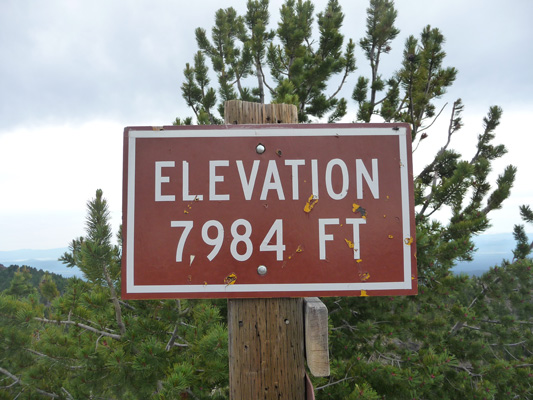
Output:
top-left (303, 297), bottom-right (330, 377)
top-left (225, 100), bottom-right (306, 400)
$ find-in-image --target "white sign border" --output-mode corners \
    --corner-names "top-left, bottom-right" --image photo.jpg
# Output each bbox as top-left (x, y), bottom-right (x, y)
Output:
top-left (125, 126), bottom-right (413, 295)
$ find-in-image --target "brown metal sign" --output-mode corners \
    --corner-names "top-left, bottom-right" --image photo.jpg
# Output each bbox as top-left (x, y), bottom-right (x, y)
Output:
top-left (122, 124), bottom-right (417, 299)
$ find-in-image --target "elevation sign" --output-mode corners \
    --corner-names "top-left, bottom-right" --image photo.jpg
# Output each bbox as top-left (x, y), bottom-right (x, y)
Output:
top-left (122, 123), bottom-right (417, 299)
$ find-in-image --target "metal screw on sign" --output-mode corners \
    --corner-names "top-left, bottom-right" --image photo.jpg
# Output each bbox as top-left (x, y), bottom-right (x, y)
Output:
top-left (257, 265), bottom-right (267, 275)
top-left (256, 143), bottom-right (266, 154)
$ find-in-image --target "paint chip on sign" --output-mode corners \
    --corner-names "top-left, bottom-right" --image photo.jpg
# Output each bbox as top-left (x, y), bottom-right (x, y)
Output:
top-left (304, 194), bottom-right (318, 213)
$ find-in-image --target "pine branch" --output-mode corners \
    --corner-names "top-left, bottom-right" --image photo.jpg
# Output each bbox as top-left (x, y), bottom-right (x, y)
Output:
top-left (259, 62), bottom-right (277, 96)
top-left (417, 102), bottom-right (448, 134)
top-left (451, 277), bottom-right (500, 334)
top-left (375, 350), bottom-right (404, 366)
top-left (34, 317), bottom-right (122, 340)
top-left (514, 364), bottom-right (533, 369)
top-left (450, 365), bottom-right (483, 378)
top-left (61, 387), bottom-right (75, 400)
top-left (186, 388), bottom-right (202, 400)
top-left (449, 321), bottom-right (464, 335)
top-left (34, 388), bottom-right (60, 398)
top-left (0, 367), bottom-right (60, 398)
top-left (165, 324), bottom-right (190, 351)
top-left (102, 264), bottom-right (126, 335)
top-left (63, 312), bottom-right (118, 334)
top-left (118, 300), bottom-right (136, 311)
top-left (327, 68), bottom-right (350, 102)
top-left (467, 279), bottom-right (497, 310)
top-left (493, 341), bottom-right (527, 347)
top-left (417, 173), bottom-right (439, 220)
top-left (25, 348), bottom-right (84, 370)
top-left (316, 376), bottom-right (354, 391)
top-left (0, 366), bottom-right (20, 389)
top-left (416, 101), bottom-right (457, 182)
top-left (481, 320), bottom-right (533, 326)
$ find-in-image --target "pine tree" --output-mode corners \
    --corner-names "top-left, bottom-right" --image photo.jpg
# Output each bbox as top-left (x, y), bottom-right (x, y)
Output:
top-left (245, 0), bottom-right (275, 104)
top-left (0, 191), bottom-right (230, 399)
top-left (39, 272), bottom-right (59, 308)
top-left (4, 267), bottom-right (36, 298)
top-left (512, 204), bottom-right (533, 260)
top-left (352, 0), bottom-right (399, 122)
top-left (181, 0), bottom-right (356, 123)
top-left (174, 1), bottom-right (531, 398)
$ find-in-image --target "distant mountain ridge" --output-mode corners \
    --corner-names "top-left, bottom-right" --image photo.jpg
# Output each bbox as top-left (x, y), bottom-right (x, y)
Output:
top-left (0, 247), bottom-right (69, 261)
top-left (452, 233), bottom-right (516, 276)
top-left (0, 233), bottom-right (524, 279)
top-left (0, 247), bottom-right (81, 278)
top-left (0, 233), bottom-right (516, 278)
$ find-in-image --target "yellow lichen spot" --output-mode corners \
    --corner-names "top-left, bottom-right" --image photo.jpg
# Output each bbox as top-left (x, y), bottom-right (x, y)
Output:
top-left (352, 203), bottom-right (367, 218)
top-left (304, 195), bottom-right (318, 213)
top-left (344, 238), bottom-right (355, 249)
top-left (359, 272), bottom-right (370, 281)
top-left (383, 214), bottom-right (387, 218)
top-left (388, 235), bottom-right (394, 239)
top-left (296, 245), bottom-right (304, 253)
top-left (203, 281), bottom-right (208, 286)
top-left (360, 290), bottom-right (369, 297)
top-left (184, 210), bottom-right (189, 214)
top-left (288, 255), bottom-right (292, 260)
top-left (224, 273), bottom-right (237, 286)
top-left (356, 259), bottom-right (363, 263)
top-left (404, 237), bottom-right (414, 245)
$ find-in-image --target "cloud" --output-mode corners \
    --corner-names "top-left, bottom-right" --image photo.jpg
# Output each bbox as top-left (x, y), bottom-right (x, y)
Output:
top-left (0, 0), bottom-right (204, 130)
top-left (2, 0), bottom-right (531, 131)
top-left (0, 0), bottom-right (532, 250)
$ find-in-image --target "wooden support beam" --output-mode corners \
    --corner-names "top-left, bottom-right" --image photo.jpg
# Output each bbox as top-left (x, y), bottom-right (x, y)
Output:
top-left (224, 99), bottom-right (298, 125)
top-left (304, 297), bottom-right (330, 377)
top-left (228, 298), bottom-right (306, 399)
top-left (225, 100), bottom-right (306, 400)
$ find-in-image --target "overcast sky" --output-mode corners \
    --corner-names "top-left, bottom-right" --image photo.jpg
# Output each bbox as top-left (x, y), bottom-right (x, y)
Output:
top-left (1, 0), bottom-right (532, 251)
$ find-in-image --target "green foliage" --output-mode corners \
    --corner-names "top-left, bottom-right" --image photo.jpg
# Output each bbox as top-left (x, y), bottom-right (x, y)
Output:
top-left (39, 273), bottom-right (59, 307)
top-left (180, 51), bottom-right (220, 124)
top-left (0, 264), bottom-right (69, 294)
top-left (0, 192), bottom-right (229, 399)
top-left (513, 204), bottom-right (533, 260)
top-left (172, 116), bottom-right (193, 126)
top-left (353, 0), bottom-right (399, 122)
top-left (520, 204), bottom-right (533, 224)
top-left (4, 267), bottom-right (36, 297)
top-left (413, 102), bottom-right (516, 281)
top-left (317, 260), bottom-right (533, 399)
top-left (181, 0), bottom-right (516, 291)
top-left (182, 0), bottom-right (356, 123)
